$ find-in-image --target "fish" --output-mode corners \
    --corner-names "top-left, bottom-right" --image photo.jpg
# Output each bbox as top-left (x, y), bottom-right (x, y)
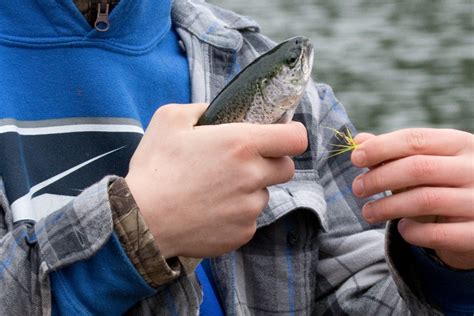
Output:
top-left (196, 36), bottom-right (314, 125)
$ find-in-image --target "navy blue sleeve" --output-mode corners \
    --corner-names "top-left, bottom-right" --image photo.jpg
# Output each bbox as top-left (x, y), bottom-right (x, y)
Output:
top-left (410, 246), bottom-right (474, 315)
top-left (51, 232), bottom-right (156, 315)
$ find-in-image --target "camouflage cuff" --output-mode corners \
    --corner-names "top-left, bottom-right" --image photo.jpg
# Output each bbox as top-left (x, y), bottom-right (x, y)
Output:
top-left (108, 177), bottom-right (181, 287)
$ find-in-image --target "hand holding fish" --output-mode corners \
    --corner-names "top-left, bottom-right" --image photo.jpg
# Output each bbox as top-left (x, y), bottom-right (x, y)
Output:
top-left (125, 103), bottom-right (308, 259)
top-left (126, 37), bottom-right (312, 259)
top-left (351, 128), bottom-right (474, 269)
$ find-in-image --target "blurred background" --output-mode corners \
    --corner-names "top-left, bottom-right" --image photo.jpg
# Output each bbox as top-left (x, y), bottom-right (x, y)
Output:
top-left (209, 0), bottom-right (473, 133)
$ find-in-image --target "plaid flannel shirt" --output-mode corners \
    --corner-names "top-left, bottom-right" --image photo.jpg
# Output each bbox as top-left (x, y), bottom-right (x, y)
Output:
top-left (0, 0), bottom-right (442, 314)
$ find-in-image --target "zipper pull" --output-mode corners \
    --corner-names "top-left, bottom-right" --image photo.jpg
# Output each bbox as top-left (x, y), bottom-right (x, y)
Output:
top-left (94, 1), bottom-right (110, 32)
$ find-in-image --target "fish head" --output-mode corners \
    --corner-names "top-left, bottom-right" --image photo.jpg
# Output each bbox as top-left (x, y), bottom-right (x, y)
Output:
top-left (282, 36), bottom-right (314, 81)
top-left (259, 36), bottom-right (314, 122)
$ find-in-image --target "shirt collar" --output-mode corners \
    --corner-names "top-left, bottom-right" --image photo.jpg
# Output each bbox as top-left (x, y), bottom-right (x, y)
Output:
top-left (171, 0), bottom-right (260, 51)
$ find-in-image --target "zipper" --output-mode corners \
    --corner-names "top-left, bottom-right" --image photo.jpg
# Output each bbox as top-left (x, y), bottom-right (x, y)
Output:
top-left (94, 0), bottom-right (110, 32)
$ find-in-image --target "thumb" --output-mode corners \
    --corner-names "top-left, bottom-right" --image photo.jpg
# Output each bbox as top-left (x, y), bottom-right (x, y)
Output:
top-left (150, 103), bottom-right (209, 131)
top-left (182, 103), bottom-right (209, 127)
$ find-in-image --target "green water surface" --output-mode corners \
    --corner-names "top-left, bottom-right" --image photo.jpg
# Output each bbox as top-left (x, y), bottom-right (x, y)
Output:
top-left (210, 0), bottom-right (473, 133)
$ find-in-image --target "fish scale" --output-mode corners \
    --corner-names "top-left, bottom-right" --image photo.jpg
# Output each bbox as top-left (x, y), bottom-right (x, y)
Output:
top-left (197, 36), bottom-right (314, 126)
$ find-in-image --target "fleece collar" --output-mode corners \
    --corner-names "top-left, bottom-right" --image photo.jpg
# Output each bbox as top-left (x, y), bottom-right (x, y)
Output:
top-left (0, 0), bottom-right (261, 53)
top-left (0, 0), bottom-right (172, 54)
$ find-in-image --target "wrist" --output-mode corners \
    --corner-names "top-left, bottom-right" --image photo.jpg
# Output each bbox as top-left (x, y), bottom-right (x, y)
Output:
top-left (124, 174), bottom-right (178, 259)
top-left (108, 177), bottom-right (181, 286)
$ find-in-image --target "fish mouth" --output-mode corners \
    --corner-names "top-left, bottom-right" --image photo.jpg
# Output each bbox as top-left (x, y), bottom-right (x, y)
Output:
top-left (301, 42), bottom-right (314, 76)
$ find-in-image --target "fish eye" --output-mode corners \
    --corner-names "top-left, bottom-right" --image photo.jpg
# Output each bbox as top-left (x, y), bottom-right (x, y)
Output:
top-left (287, 56), bottom-right (298, 65)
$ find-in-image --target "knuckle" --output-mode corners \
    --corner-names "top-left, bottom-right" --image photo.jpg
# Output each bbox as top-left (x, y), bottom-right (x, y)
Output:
top-left (237, 222), bottom-right (257, 246)
top-left (281, 157), bottom-right (296, 181)
top-left (259, 188), bottom-right (270, 209)
top-left (418, 188), bottom-right (440, 211)
top-left (244, 192), bottom-right (268, 218)
top-left (367, 170), bottom-right (384, 191)
top-left (377, 199), bottom-right (391, 219)
top-left (222, 132), bottom-right (240, 149)
top-left (239, 165), bottom-right (266, 192)
top-left (462, 131), bottom-right (474, 151)
top-left (291, 126), bottom-right (308, 153)
top-left (229, 136), bottom-right (256, 160)
top-left (243, 223), bottom-right (257, 243)
top-left (236, 173), bottom-right (255, 193)
top-left (410, 156), bottom-right (435, 179)
top-left (153, 104), bottom-right (177, 121)
top-left (249, 169), bottom-right (266, 189)
top-left (251, 195), bottom-right (266, 217)
top-left (468, 227), bottom-right (474, 247)
top-left (430, 225), bottom-right (450, 249)
top-left (405, 129), bottom-right (428, 152)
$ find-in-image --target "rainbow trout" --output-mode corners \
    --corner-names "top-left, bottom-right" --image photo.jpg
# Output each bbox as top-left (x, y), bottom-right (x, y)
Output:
top-left (197, 36), bottom-right (314, 125)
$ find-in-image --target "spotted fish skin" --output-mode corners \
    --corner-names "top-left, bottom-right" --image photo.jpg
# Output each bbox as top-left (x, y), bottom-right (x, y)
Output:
top-left (197, 36), bottom-right (314, 126)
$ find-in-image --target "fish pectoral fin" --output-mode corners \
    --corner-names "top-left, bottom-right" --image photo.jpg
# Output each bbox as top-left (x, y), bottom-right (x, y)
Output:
top-left (275, 110), bottom-right (294, 124)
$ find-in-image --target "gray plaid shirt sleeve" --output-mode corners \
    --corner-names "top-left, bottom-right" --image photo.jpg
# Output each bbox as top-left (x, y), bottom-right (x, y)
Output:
top-left (0, 177), bottom-right (115, 315)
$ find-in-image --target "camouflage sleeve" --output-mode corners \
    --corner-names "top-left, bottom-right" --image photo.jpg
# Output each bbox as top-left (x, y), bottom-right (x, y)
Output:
top-left (0, 175), bottom-right (198, 315)
top-left (108, 177), bottom-right (183, 287)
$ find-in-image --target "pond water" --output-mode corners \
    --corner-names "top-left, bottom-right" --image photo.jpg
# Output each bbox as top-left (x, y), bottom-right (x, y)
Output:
top-left (209, 0), bottom-right (473, 133)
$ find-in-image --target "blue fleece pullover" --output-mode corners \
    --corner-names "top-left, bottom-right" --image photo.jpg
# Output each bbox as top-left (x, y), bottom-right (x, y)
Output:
top-left (0, 0), bottom-right (222, 314)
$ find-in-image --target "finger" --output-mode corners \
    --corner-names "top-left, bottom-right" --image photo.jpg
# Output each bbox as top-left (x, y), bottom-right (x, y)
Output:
top-left (236, 188), bottom-right (270, 224)
top-left (351, 133), bottom-right (378, 169)
top-left (255, 188), bottom-right (270, 215)
top-left (151, 103), bottom-right (209, 131)
top-left (398, 218), bottom-right (474, 252)
top-left (256, 156), bottom-right (296, 188)
top-left (352, 155), bottom-right (469, 197)
top-left (362, 187), bottom-right (474, 223)
top-left (250, 121), bottom-right (308, 158)
top-left (353, 132), bottom-right (375, 144)
top-left (352, 128), bottom-right (472, 168)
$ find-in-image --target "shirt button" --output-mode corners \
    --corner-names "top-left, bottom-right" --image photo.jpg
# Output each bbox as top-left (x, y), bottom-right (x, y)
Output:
top-left (287, 230), bottom-right (299, 246)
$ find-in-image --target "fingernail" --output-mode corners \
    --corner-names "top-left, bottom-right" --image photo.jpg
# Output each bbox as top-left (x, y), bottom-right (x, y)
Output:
top-left (363, 202), bottom-right (374, 222)
top-left (398, 218), bottom-right (407, 232)
top-left (352, 149), bottom-right (366, 166)
top-left (353, 177), bottom-right (364, 196)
